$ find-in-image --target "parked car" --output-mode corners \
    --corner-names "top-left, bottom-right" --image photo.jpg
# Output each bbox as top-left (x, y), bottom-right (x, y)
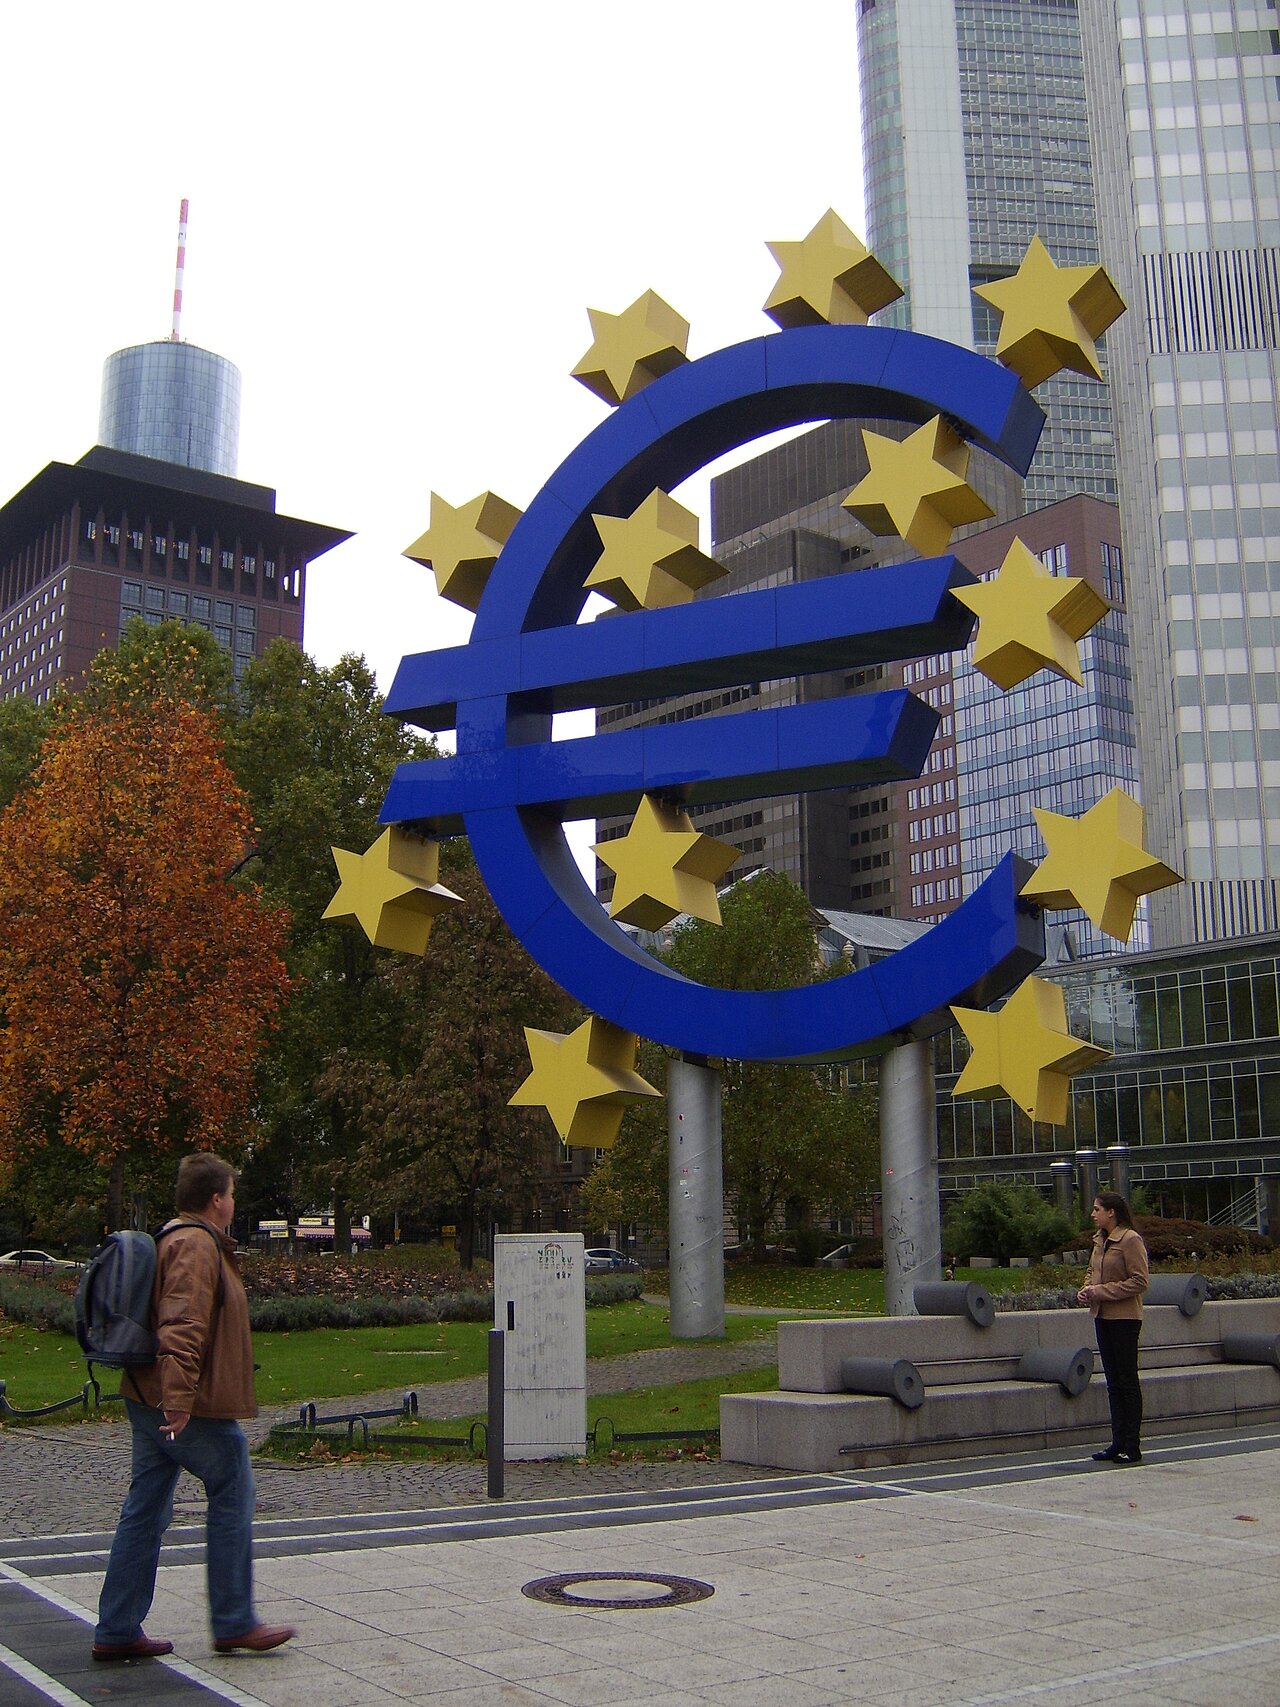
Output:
top-left (584, 1247), bottom-right (642, 1273)
top-left (0, 1248), bottom-right (80, 1271)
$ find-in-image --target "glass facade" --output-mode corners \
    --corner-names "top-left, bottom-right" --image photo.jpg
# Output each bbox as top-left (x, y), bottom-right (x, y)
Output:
top-left (858, 0), bottom-right (1118, 507)
top-left (99, 342), bottom-right (241, 477)
top-left (1079, 0), bottom-right (1280, 945)
top-left (936, 934), bottom-right (1280, 1216)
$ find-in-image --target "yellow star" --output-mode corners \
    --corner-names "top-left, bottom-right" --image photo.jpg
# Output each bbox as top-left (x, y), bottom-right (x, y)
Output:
top-left (322, 827), bottom-right (462, 955)
top-left (842, 417), bottom-right (994, 555)
top-left (585, 490), bottom-right (727, 612)
top-left (571, 290), bottom-right (690, 406)
top-left (952, 976), bottom-right (1110, 1126)
top-left (973, 236), bottom-right (1126, 389)
top-left (593, 795), bottom-right (739, 930)
top-left (951, 537), bottom-right (1111, 690)
top-left (764, 209), bottom-right (903, 329)
top-left (509, 1015), bottom-right (661, 1148)
top-left (1021, 790), bottom-right (1183, 942)
top-left (403, 491), bottom-right (522, 613)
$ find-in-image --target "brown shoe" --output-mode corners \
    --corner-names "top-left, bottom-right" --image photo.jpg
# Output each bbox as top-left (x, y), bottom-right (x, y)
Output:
top-left (213, 1625), bottom-right (296, 1654)
top-left (92, 1634), bottom-right (174, 1661)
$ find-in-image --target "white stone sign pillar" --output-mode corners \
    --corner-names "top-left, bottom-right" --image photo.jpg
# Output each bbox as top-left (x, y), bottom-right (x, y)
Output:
top-left (492, 1233), bottom-right (586, 1459)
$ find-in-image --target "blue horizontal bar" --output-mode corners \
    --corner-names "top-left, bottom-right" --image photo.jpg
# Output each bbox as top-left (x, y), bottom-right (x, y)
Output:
top-left (381, 690), bottom-right (938, 833)
top-left (385, 557), bottom-right (975, 731)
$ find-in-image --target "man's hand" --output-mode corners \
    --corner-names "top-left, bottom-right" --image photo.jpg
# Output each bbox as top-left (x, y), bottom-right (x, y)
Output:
top-left (161, 1412), bottom-right (191, 1440)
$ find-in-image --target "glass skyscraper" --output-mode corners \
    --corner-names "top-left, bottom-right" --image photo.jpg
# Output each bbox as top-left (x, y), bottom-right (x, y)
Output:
top-left (1078, 0), bottom-right (1280, 946)
top-left (858, 0), bottom-right (1118, 507)
top-left (855, 0), bottom-right (1140, 956)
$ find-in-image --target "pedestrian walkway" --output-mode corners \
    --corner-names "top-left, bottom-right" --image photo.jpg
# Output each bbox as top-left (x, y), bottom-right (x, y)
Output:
top-left (3, 1428), bottom-right (1278, 1705)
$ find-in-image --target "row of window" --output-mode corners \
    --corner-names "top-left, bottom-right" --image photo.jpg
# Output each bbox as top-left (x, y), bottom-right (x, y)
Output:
top-left (910, 876), bottom-right (963, 908)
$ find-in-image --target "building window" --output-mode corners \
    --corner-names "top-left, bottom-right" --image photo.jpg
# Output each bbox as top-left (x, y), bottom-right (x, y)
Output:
top-left (192, 596), bottom-right (211, 620)
top-left (144, 587), bottom-right (164, 611)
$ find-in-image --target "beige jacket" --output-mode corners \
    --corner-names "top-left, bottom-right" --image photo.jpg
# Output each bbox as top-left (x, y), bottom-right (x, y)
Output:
top-left (1085, 1225), bottom-right (1149, 1321)
top-left (127, 1215), bottom-right (257, 1419)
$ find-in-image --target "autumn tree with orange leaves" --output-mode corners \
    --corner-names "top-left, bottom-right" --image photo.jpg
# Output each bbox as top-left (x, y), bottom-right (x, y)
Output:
top-left (0, 657), bottom-right (290, 1230)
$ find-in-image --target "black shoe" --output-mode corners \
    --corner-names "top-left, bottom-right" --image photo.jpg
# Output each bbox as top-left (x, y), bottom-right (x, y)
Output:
top-left (1091, 1447), bottom-right (1121, 1462)
top-left (1115, 1449), bottom-right (1142, 1465)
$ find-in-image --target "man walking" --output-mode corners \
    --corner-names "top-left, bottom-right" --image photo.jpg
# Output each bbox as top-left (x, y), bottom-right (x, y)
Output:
top-left (93, 1153), bottom-right (294, 1661)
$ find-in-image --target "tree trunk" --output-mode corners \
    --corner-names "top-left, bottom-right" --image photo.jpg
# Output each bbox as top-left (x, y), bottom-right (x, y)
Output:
top-left (107, 1156), bottom-right (126, 1234)
top-left (458, 1198), bottom-right (476, 1270)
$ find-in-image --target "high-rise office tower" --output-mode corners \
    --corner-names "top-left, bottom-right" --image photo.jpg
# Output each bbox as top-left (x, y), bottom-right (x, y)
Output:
top-left (853, 0), bottom-right (1142, 953)
top-left (858, 0), bottom-right (1118, 507)
top-left (1078, 1), bottom-right (1280, 945)
top-left (0, 206), bottom-right (347, 704)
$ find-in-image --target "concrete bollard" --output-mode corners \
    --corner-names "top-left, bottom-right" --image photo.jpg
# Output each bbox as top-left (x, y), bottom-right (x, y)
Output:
top-left (1221, 1333), bottom-right (1280, 1369)
top-left (1145, 1273), bottom-right (1207, 1316)
top-left (1016, 1346), bottom-right (1094, 1397)
top-left (913, 1281), bottom-right (995, 1328)
top-left (839, 1357), bottom-right (925, 1409)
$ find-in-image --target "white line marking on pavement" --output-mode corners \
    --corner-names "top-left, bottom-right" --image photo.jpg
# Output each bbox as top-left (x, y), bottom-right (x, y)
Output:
top-left (0, 1561), bottom-right (273, 1707)
top-left (0, 1643), bottom-right (91, 1706)
top-left (948, 1630), bottom-right (1280, 1705)
top-left (850, 1479), bottom-right (1280, 1557)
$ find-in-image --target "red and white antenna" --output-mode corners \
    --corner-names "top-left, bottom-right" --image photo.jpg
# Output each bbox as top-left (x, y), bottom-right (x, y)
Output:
top-left (170, 198), bottom-right (189, 342)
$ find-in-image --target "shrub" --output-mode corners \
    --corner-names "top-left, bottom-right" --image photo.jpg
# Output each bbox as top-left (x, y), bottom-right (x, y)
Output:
top-left (1135, 1215), bottom-right (1272, 1261)
top-left (943, 1183), bottom-right (1076, 1265)
top-left (0, 1272), bottom-right (74, 1335)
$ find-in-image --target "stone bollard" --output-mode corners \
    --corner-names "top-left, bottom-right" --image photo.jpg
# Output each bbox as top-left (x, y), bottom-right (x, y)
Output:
top-left (839, 1357), bottom-right (925, 1409)
top-left (1221, 1333), bottom-right (1280, 1369)
top-left (1015, 1346), bottom-right (1094, 1397)
top-left (1145, 1273), bottom-right (1207, 1316)
top-left (913, 1280), bottom-right (995, 1328)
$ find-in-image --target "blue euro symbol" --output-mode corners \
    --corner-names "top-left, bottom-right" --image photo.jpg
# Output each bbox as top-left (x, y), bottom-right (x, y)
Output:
top-left (382, 325), bottom-right (1047, 1062)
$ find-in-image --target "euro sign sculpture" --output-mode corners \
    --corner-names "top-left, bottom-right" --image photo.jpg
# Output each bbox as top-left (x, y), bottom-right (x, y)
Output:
top-left (380, 323), bottom-right (1048, 1063)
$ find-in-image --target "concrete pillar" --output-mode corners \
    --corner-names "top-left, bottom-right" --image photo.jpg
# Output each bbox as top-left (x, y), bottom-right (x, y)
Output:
top-left (880, 1038), bottom-right (942, 1316)
top-left (1076, 1149), bottom-right (1099, 1218)
top-left (1050, 1160), bottom-right (1075, 1219)
top-left (1106, 1144), bottom-right (1131, 1203)
top-left (667, 1056), bottom-right (725, 1340)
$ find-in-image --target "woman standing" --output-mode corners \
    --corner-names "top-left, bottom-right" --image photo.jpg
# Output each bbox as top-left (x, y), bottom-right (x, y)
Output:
top-left (1078, 1192), bottom-right (1149, 1465)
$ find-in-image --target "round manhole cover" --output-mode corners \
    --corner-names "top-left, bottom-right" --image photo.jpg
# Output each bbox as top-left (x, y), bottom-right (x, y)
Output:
top-left (522, 1571), bottom-right (714, 1610)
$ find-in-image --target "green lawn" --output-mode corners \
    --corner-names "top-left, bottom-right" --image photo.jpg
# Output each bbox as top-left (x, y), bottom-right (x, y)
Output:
top-left (263, 1366), bottom-right (782, 1464)
top-left (0, 1299), bottom-right (778, 1418)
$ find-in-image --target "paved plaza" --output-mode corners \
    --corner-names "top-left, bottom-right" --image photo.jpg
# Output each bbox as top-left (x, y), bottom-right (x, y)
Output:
top-left (2, 1422), bottom-right (1279, 1707)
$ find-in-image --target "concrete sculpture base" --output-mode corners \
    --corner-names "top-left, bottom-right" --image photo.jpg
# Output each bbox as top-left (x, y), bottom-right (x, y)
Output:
top-left (721, 1299), bottom-right (1280, 1472)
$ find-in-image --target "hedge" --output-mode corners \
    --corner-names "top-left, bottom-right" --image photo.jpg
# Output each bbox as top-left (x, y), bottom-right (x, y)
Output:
top-left (0, 1268), bottom-right (643, 1336)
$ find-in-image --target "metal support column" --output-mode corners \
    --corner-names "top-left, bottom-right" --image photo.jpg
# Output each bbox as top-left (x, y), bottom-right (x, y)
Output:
top-left (1106, 1144), bottom-right (1131, 1202)
top-left (880, 1039), bottom-right (942, 1317)
top-left (1050, 1159), bottom-right (1075, 1219)
top-left (1076, 1149), bottom-right (1099, 1218)
top-left (668, 1055), bottom-right (725, 1340)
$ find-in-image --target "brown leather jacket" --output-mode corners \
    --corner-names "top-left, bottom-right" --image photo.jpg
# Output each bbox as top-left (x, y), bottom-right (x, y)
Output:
top-left (126, 1215), bottom-right (257, 1419)
top-left (1085, 1225), bottom-right (1149, 1321)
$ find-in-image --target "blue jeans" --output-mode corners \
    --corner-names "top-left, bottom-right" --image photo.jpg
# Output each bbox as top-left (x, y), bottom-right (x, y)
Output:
top-left (96, 1399), bottom-right (258, 1644)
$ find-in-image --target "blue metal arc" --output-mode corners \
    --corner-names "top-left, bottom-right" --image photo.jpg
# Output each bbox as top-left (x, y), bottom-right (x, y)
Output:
top-left (380, 322), bottom-right (1046, 1062)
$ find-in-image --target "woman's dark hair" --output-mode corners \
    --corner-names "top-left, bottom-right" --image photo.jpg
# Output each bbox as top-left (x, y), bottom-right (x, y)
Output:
top-left (175, 1153), bottom-right (236, 1213)
top-left (1094, 1190), bottom-right (1134, 1229)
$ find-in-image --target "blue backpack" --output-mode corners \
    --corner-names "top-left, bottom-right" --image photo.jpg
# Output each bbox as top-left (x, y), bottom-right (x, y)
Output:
top-left (74, 1223), bottom-right (223, 1369)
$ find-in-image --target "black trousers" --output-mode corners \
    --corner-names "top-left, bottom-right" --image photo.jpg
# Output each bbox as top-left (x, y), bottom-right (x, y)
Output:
top-left (1095, 1317), bottom-right (1143, 1453)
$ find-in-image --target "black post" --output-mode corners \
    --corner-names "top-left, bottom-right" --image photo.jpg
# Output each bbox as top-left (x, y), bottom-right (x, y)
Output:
top-left (487, 1328), bottom-right (505, 1500)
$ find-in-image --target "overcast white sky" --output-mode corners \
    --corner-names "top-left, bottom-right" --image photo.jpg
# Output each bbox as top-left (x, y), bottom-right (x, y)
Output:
top-left (2, 0), bottom-right (864, 688)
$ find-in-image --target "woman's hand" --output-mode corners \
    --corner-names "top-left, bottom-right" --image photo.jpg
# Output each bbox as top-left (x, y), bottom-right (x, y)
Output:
top-left (1077, 1286), bottom-right (1092, 1306)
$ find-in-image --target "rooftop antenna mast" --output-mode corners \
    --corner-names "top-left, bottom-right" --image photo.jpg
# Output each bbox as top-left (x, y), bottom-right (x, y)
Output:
top-left (170, 197), bottom-right (189, 342)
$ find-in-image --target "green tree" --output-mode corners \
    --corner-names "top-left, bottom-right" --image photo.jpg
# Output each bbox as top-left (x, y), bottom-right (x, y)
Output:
top-left (0, 696), bottom-right (53, 809)
top-left (227, 643), bottom-right (433, 1247)
top-left (335, 847), bottom-right (575, 1267)
top-left (580, 871), bottom-right (878, 1252)
top-left (942, 1181), bottom-right (1075, 1264)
